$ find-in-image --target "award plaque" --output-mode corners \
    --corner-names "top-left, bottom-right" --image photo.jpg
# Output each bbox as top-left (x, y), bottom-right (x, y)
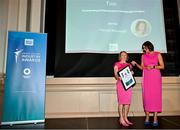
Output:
top-left (118, 66), bottom-right (136, 90)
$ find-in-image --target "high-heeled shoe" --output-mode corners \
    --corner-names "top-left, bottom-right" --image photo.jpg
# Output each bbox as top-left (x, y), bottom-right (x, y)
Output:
top-left (144, 116), bottom-right (150, 126)
top-left (153, 122), bottom-right (158, 127)
top-left (119, 119), bottom-right (129, 127)
top-left (125, 120), bottom-right (133, 125)
top-left (144, 121), bottom-right (150, 126)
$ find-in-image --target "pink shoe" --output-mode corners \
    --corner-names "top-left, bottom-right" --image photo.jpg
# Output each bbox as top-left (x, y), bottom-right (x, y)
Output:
top-left (125, 120), bottom-right (133, 125)
top-left (119, 119), bottom-right (129, 127)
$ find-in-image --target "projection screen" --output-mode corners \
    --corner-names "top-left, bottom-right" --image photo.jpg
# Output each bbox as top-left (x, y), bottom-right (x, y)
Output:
top-left (66, 0), bottom-right (167, 53)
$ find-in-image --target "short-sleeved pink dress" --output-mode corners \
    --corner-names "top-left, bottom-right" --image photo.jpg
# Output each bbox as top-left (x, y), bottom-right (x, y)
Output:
top-left (114, 62), bottom-right (133, 105)
top-left (142, 52), bottom-right (162, 112)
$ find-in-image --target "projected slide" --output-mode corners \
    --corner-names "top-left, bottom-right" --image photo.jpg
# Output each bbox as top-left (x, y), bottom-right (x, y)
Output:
top-left (66, 0), bottom-right (167, 53)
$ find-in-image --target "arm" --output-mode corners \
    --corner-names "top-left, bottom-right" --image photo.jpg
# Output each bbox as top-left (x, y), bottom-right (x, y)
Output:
top-left (129, 63), bottom-right (134, 75)
top-left (131, 55), bottom-right (144, 70)
top-left (155, 53), bottom-right (164, 70)
top-left (114, 66), bottom-right (120, 80)
top-left (136, 62), bottom-right (143, 70)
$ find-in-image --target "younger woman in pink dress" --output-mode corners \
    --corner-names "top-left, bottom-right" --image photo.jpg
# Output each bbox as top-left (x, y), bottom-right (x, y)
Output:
top-left (132, 41), bottom-right (164, 127)
top-left (114, 51), bottom-right (134, 127)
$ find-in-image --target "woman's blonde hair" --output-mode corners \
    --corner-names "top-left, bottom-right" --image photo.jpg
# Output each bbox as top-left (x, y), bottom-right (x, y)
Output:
top-left (118, 51), bottom-right (128, 61)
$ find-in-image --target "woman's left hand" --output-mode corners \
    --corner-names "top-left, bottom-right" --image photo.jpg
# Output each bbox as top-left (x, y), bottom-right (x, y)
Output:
top-left (131, 71), bottom-right (134, 75)
top-left (146, 65), bottom-right (154, 70)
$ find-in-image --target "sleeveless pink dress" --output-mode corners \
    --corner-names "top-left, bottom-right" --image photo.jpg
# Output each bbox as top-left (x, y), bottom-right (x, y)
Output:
top-left (114, 62), bottom-right (132, 105)
top-left (142, 52), bottom-right (162, 112)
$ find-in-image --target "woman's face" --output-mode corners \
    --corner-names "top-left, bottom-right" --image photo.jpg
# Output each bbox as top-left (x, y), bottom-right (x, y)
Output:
top-left (136, 22), bottom-right (147, 35)
top-left (120, 52), bottom-right (128, 61)
top-left (138, 22), bottom-right (146, 31)
top-left (142, 46), bottom-right (150, 53)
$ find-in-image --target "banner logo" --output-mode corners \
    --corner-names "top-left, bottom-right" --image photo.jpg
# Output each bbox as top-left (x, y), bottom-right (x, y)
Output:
top-left (14, 49), bottom-right (23, 63)
top-left (23, 68), bottom-right (31, 79)
top-left (24, 39), bottom-right (34, 46)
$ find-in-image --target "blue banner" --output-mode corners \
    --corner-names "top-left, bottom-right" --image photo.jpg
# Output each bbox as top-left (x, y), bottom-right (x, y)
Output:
top-left (1, 31), bottom-right (47, 125)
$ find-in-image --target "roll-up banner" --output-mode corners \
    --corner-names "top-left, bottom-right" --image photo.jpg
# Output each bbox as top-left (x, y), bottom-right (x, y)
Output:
top-left (1, 31), bottom-right (47, 125)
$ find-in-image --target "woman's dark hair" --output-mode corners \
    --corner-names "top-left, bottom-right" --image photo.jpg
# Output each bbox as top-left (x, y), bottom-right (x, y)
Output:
top-left (142, 41), bottom-right (154, 51)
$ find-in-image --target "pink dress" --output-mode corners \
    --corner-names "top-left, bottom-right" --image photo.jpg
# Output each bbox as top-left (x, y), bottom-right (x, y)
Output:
top-left (114, 62), bottom-right (132, 105)
top-left (142, 52), bottom-right (162, 112)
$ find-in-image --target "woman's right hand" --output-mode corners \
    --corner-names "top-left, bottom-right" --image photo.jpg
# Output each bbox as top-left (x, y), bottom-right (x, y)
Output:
top-left (131, 60), bottom-right (143, 70)
top-left (115, 75), bottom-right (121, 80)
top-left (131, 61), bottom-right (137, 66)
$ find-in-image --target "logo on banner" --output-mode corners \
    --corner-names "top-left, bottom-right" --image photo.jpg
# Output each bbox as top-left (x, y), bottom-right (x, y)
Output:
top-left (24, 39), bottom-right (34, 46)
top-left (14, 49), bottom-right (23, 63)
top-left (23, 68), bottom-right (31, 78)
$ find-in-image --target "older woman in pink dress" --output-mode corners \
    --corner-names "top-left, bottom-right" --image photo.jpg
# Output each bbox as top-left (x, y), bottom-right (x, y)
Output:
top-left (114, 51), bottom-right (134, 127)
top-left (132, 41), bottom-right (164, 127)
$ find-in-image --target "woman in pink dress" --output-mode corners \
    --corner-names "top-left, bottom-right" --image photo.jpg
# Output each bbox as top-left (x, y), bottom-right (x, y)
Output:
top-left (114, 51), bottom-right (134, 127)
top-left (132, 41), bottom-right (164, 127)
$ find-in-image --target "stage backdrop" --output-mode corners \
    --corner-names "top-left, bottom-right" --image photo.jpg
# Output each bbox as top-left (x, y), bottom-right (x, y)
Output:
top-left (45, 0), bottom-right (180, 77)
top-left (1, 31), bottom-right (47, 125)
